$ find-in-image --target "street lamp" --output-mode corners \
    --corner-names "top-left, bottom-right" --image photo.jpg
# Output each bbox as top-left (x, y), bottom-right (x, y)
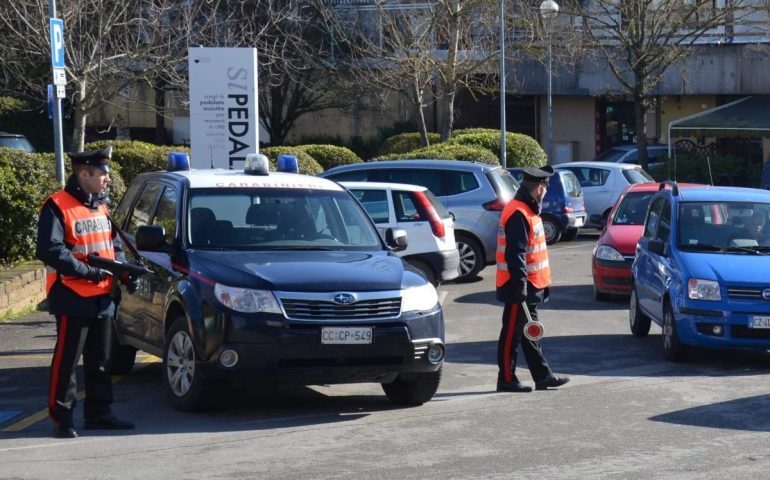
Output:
top-left (539, 0), bottom-right (558, 164)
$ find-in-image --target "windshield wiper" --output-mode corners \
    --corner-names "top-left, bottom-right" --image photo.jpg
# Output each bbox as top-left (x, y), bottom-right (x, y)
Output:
top-left (680, 243), bottom-right (723, 251)
top-left (723, 245), bottom-right (770, 255)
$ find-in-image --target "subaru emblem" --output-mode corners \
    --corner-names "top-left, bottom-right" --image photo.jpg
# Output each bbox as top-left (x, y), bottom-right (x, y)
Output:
top-left (333, 293), bottom-right (356, 305)
top-left (762, 289), bottom-right (770, 301)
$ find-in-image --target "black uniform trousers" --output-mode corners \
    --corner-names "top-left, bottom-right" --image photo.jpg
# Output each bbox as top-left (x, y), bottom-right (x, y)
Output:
top-left (49, 314), bottom-right (113, 425)
top-left (497, 302), bottom-right (552, 384)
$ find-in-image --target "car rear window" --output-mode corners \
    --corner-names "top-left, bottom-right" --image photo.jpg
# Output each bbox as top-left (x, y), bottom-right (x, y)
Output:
top-left (559, 171), bottom-right (582, 198)
top-left (0, 136), bottom-right (35, 153)
top-left (594, 148), bottom-right (626, 163)
top-left (622, 168), bottom-right (654, 184)
top-left (487, 168), bottom-right (518, 203)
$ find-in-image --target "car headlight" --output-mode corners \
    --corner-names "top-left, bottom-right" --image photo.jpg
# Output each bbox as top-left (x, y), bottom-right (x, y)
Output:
top-left (401, 282), bottom-right (439, 312)
top-left (688, 278), bottom-right (721, 301)
top-left (595, 245), bottom-right (625, 262)
top-left (214, 283), bottom-right (281, 313)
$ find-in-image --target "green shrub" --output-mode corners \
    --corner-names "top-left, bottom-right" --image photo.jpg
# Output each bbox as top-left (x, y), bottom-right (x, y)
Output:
top-left (260, 147), bottom-right (324, 175)
top-left (380, 132), bottom-right (441, 156)
top-left (449, 129), bottom-right (546, 167)
top-left (653, 155), bottom-right (761, 187)
top-left (0, 149), bottom-right (60, 265)
top-left (373, 143), bottom-right (499, 164)
top-left (85, 140), bottom-right (190, 186)
top-left (295, 144), bottom-right (362, 171)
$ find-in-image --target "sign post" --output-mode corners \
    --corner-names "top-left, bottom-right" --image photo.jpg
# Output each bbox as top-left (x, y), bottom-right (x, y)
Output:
top-left (48, 5), bottom-right (66, 185)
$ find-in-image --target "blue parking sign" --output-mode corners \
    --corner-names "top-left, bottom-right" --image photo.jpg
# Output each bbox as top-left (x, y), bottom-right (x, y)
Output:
top-left (49, 18), bottom-right (65, 68)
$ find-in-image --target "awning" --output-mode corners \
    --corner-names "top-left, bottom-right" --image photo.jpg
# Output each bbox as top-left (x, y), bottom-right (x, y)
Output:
top-left (667, 95), bottom-right (770, 156)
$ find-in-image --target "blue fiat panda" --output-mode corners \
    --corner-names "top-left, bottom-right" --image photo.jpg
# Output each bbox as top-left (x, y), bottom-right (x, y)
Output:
top-left (109, 154), bottom-right (445, 410)
top-left (631, 181), bottom-right (770, 361)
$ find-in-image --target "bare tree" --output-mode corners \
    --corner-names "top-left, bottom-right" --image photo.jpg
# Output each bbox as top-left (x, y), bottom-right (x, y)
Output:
top-left (573, 0), bottom-right (755, 169)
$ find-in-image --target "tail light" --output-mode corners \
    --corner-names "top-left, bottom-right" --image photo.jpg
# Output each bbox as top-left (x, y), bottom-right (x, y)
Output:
top-left (414, 192), bottom-right (446, 238)
top-left (563, 206), bottom-right (574, 213)
top-left (482, 198), bottom-right (506, 211)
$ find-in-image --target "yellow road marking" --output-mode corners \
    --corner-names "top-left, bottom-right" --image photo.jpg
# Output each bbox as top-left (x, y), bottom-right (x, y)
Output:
top-left (1, 355), bottom-right (160, 433)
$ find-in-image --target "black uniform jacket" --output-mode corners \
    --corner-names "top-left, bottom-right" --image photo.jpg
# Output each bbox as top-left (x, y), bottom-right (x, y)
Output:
top-left (495, 186), bottom-right (550, 305)
top-left (36, 175), bottom-right (124, 318)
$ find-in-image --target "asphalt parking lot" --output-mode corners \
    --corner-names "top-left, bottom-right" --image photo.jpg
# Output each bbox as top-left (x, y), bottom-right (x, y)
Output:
top-left (2, 231), bottom-right (770, 479)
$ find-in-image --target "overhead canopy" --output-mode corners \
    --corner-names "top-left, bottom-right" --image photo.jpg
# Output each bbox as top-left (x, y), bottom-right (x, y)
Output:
top-left (669, 95), bottom-right (770, 139)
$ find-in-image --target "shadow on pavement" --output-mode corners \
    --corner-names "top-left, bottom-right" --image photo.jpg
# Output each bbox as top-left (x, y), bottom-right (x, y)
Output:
top-left (649, 394), bottom-right (770, 432)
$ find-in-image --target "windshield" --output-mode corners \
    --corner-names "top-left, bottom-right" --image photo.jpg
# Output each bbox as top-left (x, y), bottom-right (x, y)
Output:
top-left (622, 168), bottom-right (654, 184)
top-left (187, 188), bottom-right (382, 250)
top-left (612, 191), bottom-right (654, 225)
top-left (0, 136), bottom-right (35, 153)
top-left (678, 201), bottom-right (770, 251)
top-left (594, 148), bottom-right (627, 163)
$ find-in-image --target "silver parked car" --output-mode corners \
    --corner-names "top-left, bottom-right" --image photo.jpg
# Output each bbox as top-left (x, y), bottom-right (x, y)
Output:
top-left (320, 159), bottom-right (519, 281)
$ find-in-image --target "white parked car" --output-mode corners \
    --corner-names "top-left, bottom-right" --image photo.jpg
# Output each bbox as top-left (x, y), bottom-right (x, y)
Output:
top-left (554, 161), bottom-right (654, 228)
top-left (341, 181), bottom-right (460, 285)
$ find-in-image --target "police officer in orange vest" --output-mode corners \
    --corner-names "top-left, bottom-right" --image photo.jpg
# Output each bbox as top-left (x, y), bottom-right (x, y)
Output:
top-left (36, 146), bottom-right (136, 438)
top-left (496, 166), bottom-right (570, 393)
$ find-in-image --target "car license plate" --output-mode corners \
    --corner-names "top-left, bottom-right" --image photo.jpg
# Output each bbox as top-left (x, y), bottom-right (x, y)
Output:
top-left (321, 327), bottom-right (373, 344)
top-left (574, 216), bottom-right (585, 228)
top-left (750, 316), bottom-right (770, 329)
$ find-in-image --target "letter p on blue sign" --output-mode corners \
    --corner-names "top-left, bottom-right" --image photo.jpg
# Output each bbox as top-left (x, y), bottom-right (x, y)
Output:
top-left (50, 18), bottom-right (65, 68)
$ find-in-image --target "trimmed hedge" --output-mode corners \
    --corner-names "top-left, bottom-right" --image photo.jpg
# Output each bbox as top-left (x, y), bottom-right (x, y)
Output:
top-left (0, 149), bottom-right (62, 265)
top-left (0, 96), bottom-right (59, 153)
top-left (373, 143), bottom-right (499, 165)
top-left (260, 147), bottom-right (324, 175)
top-left (294, 144), bottom-right (362, 171)
top-left (449, 128), bottom-right (547, 167)
top-left (380, 132), bottom-right (441, 156)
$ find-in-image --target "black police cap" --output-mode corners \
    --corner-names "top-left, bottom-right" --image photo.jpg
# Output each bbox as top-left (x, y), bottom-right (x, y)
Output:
top-left (520, 165), bottom-right (554, 184)
top-left (68, 146), bottom-right (112, 173)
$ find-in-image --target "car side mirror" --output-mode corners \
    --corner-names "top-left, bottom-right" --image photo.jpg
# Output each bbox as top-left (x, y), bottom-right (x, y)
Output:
top-left (136, 225), bottom-right (167, 252)
top-left (385, 228), bottom-right (408, 252)
top-left (648, 238), bottom-right (666, 256)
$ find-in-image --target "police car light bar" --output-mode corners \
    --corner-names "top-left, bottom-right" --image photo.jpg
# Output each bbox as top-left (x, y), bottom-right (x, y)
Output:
top-left (244, 153), bottom-right (270, 176)
top-left (167, 152), bottom-right (191, 172)
top-left (277, 154), bottom-right (299, 174)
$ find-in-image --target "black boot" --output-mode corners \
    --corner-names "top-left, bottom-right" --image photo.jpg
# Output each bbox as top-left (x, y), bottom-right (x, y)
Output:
top-left (497, 381), bottom-right (533, 393)
top-left (53, 422), bottom-right (78, 439)
top-left (535, 376), bottom-right (570, 390)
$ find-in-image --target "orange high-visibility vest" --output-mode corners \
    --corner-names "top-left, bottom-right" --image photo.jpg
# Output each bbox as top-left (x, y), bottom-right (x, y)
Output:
top-left (45, 191), bottom-right (114, 297)
top-left (496, 199), bottom-right (551, 290)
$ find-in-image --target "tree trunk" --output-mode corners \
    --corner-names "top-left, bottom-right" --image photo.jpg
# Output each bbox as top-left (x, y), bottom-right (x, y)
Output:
top-left (634, 85), bottom-right (648, 171)
top-left (155, 83), bottom-right (167, 145)
top-left (71, 82), bottom-right (88, 152)
top-left (412, 76), bottom-right (430, 147)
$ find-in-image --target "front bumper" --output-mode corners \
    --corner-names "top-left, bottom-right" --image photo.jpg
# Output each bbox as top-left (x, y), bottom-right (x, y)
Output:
top-left (675, 302), bottom-right (770, 349)
top-left (198, 308), bottom-right (445, 383)
top-left (592, 257), bottom-right (634, 294)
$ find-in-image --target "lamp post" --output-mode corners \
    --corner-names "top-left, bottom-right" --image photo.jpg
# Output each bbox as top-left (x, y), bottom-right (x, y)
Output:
top-left (499, 0), bottom-right (507, 167)
top-left (539, 0), bottom-right (558, 164)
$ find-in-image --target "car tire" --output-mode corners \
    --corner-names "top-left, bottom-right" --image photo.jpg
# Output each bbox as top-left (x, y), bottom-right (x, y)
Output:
top-left (407, 259), bottom-right (438, 286)
top-left (455, 233), bottom-right (484, 282)
top-left (163, 316), bottom-right (215, 411)
top-left (562, 228), bottom-right (579, 242)
top-left (662, 303), bottom-right (688, 362)
top-left (593, 284), bottom-right (611, 302)
top-left (382, 367), bottom-right (442, 406)
top-left (629, 289), bottom-right (651, 337)
top-left (541, 216), bottom-right (562, 245)
top-left (109, 326), bottom-right (137, 375)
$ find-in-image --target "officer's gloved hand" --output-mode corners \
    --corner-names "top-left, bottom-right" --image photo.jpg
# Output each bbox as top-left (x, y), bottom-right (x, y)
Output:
top-left (87, 267), bottom-right (111, 283)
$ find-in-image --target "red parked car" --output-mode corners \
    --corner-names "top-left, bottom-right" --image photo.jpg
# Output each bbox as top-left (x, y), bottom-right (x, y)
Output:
top-left (592, 182), bottom-right (699, 300)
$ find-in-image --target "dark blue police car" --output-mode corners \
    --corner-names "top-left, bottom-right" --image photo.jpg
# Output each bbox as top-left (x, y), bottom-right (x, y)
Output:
top-left (110, 153), bottom-right (445, 410)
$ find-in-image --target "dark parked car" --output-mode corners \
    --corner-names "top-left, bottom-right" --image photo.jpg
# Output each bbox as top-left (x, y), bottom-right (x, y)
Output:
top-left (507, 168), bottom-right (587, 244)
top-left (110, 153), bottom-right (445, 410)
top-left (0, 132), bottom-right (35, 153)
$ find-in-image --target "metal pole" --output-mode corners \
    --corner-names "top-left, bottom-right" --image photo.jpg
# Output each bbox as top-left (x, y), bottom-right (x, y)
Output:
top-left (546, 29), bottom-right (553, 164)
top-left (499, 0), bottom-right (507, 168)
top-left (49, 0), bottom-right (65, 186)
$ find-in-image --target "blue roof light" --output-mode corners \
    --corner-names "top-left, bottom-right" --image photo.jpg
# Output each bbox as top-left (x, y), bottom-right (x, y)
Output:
top-left (167, 152), bottom-right (191, 171)
top-left (277, 154), bottom-right (299, 174)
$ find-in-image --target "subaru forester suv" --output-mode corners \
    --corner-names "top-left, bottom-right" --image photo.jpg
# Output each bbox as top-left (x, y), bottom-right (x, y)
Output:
top-left (109, 154), bottom-right (445, 410)
top-left (320, 159), bottom-right (519, 281)
top-left (630, 181), bottom-right (770, 361)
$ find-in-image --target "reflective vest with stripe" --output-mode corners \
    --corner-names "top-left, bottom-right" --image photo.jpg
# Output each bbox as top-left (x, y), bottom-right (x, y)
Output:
top-left (45, 191), bottom-right (114, 297)
top-left (495, 199), bottom-right (551, 290)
